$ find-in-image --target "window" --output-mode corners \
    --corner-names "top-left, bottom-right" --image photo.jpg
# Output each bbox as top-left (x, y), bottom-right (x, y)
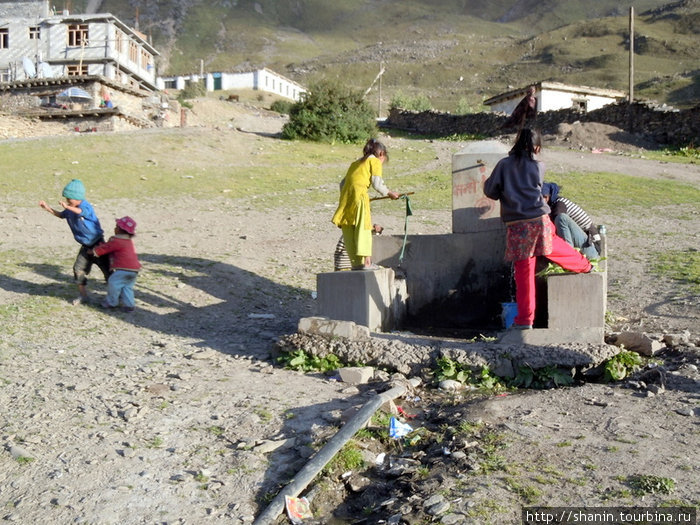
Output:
top-left (572, 98), bottom-right (588, 111)
top-left (29, 26), bottom-right (40, 39)
top-left (140, 49), bottom-right (150, 69)
top-left (129, 41), bottom-right (138, 63)
top-left (0, 29), bottom-right (8, 49)
top-left (68, 24), bottom-right (88, 46)
top-left (67, 64), bottom-right (88, 76)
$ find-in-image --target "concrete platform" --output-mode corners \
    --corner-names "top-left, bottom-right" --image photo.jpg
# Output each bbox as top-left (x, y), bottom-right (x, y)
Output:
top-left (316, 268), bottom-right (407, 332)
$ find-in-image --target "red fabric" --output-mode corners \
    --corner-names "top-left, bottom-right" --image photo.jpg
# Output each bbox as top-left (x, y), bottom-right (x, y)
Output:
top-left (93, 236), bottom-right (141, 271)
top-left (513, 234), bottom-right (592, 326)
top-left (505, 216), bottom-right (553, 261)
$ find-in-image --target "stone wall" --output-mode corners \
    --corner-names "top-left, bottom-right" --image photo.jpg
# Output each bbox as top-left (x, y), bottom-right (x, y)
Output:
top-left (385, 101), bottom-right (700, 147)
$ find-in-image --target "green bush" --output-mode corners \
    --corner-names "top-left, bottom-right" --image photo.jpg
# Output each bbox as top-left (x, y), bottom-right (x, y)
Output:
top-left (389, 90), bottom-right (432, 112)
top-left (281, 80), bottom-right (377, 143)
top-left (270, 99), bottom-right (294, 115)
top-left (178, 81), bottom-right (206, 102)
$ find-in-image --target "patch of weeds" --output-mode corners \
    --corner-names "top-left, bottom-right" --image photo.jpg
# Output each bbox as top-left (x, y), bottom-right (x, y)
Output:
top-left (600, 487), bottom-right (633, 501)
top-left (207, 426), bottom-right (225, 436)
top-left (566, 476), bottom-right (588, 486)
top-left (556, 441), bottom-right (572, 447)
top-left (324, 440), bottom-right (364, 475)
top-left (533, 475), bottom-right (557, 485)
top-left (651, 248), bottom-right (700, 293)
top-left (416, 466), bottom-right (431, 478)
top-left (628, 474), bottom-right (676, 495)
top-left (277, 349), bottom-right (343, 373)
top-left (254, 408), bottom-right (273, 422)
top-left (433, 358), bottom-right (506, 392)
top-left (603, 350), bottom-right (643, 381)
top-left (157, 401), bottom-right (169, 410)
top-left (15, 456), bottom-right (34, 465)
top-left (194, 472), bottom-right (209, 483)
top-left (147, 436), bottom-right (164, 449)
top-left (504, 476), bottom-right (542, 504)
top-left (605, 445), bottom-right (620, 452)
top-left (583, 463), bottom-right (598, 471)
top-left (466, 499), bottom-right (508, 520)
top-left (510, 364), bottom-right (574, 388)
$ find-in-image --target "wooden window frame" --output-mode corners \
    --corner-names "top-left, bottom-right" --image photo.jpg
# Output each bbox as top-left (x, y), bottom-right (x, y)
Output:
top-left (67, 24), bottom-right (89, 47)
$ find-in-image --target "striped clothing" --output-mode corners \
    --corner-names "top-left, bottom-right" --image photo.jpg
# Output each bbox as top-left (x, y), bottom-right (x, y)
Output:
top-left (334, 235), bottom-right (353, 271)
top-left (557, 197), bottom-right (592, 232)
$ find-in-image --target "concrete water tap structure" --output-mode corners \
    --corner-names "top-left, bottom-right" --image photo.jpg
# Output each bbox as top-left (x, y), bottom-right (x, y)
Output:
top-left (316, 140), bottom-right (606, 344)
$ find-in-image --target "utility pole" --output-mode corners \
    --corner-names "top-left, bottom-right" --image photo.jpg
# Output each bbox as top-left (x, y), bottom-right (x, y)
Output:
top-left (378, 61), bottom-right (383, 117)
top-left (629, 7), bottom-right (634, 104)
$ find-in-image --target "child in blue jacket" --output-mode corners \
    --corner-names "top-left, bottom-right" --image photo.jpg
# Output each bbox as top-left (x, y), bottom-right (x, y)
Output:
top-left (39, 179), bottom-right (111, 305)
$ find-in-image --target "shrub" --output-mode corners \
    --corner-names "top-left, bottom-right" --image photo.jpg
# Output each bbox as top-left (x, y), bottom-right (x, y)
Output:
top-left (177, 80), bottom-right (206, 102)
top-left (389, 90), bottom-right (432, 112)
top-left (270, 99), bottom-right (294, 115)
top-left (281, 80), bottom-right (377, 143)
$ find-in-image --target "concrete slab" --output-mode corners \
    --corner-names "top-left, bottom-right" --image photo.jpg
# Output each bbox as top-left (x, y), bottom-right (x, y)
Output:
top-left (498, 326), bottom-right (605, 345)
top-left (547, 272), bottom-right (606, 329)
top-left (451, 140), bottom-right (509, 234)
top-left (316, 268), bottom-right (404, 332)
top-left (298, 316), bottom-right (370, 341)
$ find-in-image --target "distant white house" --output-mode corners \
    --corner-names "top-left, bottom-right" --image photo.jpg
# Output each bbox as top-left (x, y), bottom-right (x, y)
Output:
top-left (157, 68), bottom-right (307, 102)
top-left (484, 81), bottom-right (626, 114)
top-left (0, 0), bottom-right (159, 91)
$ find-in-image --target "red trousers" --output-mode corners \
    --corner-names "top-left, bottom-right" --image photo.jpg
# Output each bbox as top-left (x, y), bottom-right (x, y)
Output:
top-left (513, 235), bottom-right (592, 326)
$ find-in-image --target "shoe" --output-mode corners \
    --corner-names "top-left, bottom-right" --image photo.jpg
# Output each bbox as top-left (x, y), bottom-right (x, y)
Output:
top-left (101, 300), bottom-right (117, 309)
top-left (72, 295), bottom-right (88, 306)
top-left (121, 306), bottom-right (135, 313)
top-left (510, 323), bottom-right (532, 330)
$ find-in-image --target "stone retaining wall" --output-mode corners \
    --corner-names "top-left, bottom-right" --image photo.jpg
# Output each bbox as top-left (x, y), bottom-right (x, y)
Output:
top-left (385, 101), bottom-right (700, 147)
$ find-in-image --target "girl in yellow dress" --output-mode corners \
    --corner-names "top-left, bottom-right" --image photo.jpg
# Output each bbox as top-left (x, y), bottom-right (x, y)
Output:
top-left (332, 139), bottom-right (399, 270)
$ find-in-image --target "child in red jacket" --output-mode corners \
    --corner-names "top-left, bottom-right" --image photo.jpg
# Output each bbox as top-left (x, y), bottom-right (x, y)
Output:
top-left (91, 216), bottom-right (141, 312)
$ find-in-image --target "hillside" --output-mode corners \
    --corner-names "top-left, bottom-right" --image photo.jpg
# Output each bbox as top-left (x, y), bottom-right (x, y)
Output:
top-left (67, 0), bottom-right (700, 109)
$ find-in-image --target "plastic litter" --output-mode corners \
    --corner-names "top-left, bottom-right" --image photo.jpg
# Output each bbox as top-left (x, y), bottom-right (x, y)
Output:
top-left (285, 496), bottom-right (313, 524)
top-left (389, 417), bottom-right (413, 439)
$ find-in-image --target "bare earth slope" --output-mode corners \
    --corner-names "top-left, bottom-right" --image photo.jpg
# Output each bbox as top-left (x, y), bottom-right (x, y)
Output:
top-left (0, 102), bottom-right (698, 524)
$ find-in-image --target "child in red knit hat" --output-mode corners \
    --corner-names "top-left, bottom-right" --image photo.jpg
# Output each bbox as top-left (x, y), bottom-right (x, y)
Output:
top-left (90, 216), bottom-right (141, 312)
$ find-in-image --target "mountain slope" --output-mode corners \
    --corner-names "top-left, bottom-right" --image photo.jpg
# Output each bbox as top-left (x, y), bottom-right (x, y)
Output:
top-left (65, 0), bottom-right (700, 108)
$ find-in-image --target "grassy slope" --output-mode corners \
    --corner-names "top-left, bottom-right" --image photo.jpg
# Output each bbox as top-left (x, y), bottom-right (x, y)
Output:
top-left (74, 1), bottom-right (698, 108)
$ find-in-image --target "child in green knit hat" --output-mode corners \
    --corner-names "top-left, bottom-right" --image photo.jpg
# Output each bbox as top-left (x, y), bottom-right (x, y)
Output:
top-left (39, 179), bottom-right (111, 305)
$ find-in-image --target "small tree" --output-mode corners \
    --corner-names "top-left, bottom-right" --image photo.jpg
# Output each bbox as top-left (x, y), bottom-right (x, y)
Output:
top-left (282, 80), bottom-right (377, 143)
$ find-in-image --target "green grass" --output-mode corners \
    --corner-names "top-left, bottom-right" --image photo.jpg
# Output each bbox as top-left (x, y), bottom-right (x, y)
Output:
top-left (543, 171), bottom-right (700, 215)
top-left (652, 249), bottom-right (700, 293)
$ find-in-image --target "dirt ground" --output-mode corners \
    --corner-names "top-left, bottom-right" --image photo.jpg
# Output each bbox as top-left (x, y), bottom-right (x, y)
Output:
top-left (0, 100), bottom-right (698, 525)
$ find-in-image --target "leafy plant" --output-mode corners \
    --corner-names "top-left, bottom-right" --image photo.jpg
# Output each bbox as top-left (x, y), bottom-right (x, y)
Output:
top-left (603, 350), bottom-right (642, 381)
top-left (628, 474), bottom-right (676, 495)
top-left (511, 365), bottom-right (574, 388)
top-left (435, 356), bottom-right (471, 384)
top-left (277, 349), bottom-right (343, 373)
top-left (282, 80), bottom-right (377, 143)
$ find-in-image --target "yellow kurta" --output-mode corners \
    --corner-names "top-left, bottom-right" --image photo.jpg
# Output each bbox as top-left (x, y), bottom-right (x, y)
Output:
top-left (331, 155), bottom-right (384, 264)
top-left (331, 155), bottom-right (383, 229)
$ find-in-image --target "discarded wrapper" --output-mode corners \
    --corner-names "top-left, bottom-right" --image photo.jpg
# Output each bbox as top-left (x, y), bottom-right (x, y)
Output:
top-left (389, 416), bottom-right (413, 439)
top-left (285, 495), bottom-right (313, 524)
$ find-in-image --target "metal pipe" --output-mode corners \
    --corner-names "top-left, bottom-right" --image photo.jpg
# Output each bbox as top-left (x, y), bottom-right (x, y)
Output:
top-left (253, 377), bottom-right (421, 525)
